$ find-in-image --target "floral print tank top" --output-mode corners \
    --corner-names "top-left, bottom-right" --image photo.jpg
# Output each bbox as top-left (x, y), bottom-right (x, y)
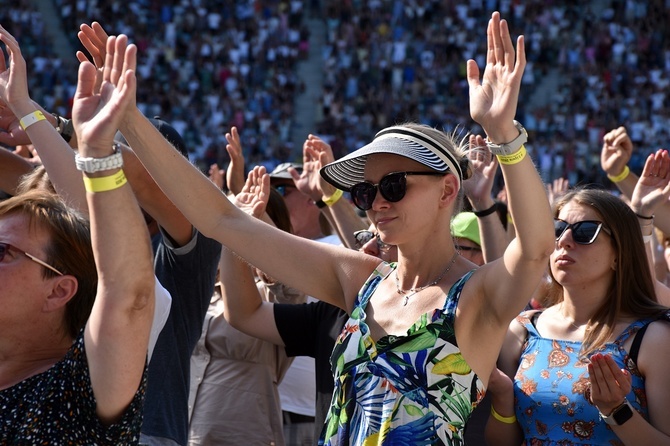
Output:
top-left (319, 263), bottom-right (483, 446)
top-left (514, 311), bottom-right (652, 445)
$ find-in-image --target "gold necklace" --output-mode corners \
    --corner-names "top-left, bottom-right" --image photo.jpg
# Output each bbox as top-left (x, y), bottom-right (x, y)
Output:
top-left (394, 252), bottom-right (459, 306)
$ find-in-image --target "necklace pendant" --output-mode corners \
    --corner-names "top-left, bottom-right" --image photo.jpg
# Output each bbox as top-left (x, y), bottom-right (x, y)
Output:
top-left (403, 295), bottom-right (409, 306)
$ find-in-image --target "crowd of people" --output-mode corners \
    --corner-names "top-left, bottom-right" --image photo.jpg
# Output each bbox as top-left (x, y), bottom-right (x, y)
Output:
top-left (1, 3), bottom-right (670, 446)
top-left (5, 0), bottom-right (670, 192)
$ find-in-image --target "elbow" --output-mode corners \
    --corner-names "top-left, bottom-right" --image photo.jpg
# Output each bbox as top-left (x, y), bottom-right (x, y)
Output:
top-left (127, 267), bottom-right (156, 312)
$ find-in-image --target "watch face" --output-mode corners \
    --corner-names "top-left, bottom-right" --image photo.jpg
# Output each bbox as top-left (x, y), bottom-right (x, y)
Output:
top-left (612, 402), bottom-right (634, 425)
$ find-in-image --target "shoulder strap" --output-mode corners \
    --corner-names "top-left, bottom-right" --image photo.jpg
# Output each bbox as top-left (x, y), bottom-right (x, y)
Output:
top-left (628, 324), bottom-right (649, 365)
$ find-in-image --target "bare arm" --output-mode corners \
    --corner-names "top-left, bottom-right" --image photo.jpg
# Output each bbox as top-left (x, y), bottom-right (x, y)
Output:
top-left (589, 321), bottom-right (670, 444)
top-left (0, 147), bottom-right (33, 195)
top-left (77, 22), bottom-right (193, 246)
top-left (462, 134), bottom-right (508, 262)
top-left (0, 27), bottom-right (155, 423)
top-left (292, 134), bottom-right (367, 249)
top-left (484, 319), bottom-right (526, 445)
top-left (219, 166), bottom-right (284, 345)
top-left (466, 13), bottom-right (554, 326)
top-left (629, 150), bottom-right (670, 306)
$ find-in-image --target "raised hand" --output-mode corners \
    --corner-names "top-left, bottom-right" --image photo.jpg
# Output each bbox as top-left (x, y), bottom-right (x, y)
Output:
top-left (547, 177), bottom-right (569, 206)
top-left (291, 134), bottom-right (336, 201)
top-left (0, 26), bottom-right (31, 108)
top-left (467, 12), bottom-right (525, 141)
top-left (600, 126), bottom-right (633, 177)
top-left (72, 34), bottom-right (136, 155)
top-left (233, 165), bottom-right (270, 219)
top-left (208, 163), bottom-right (225, 190)
top-left (588, 353), bottom-right (632, 417)
top-left (77, 22), bottom-right (111, 94)
top-left (462, 134), bottom-right (498, 207)
top-left (630, 149), bottom-right (670, 217)
top-left (0, 103), bottom-right (30, 146)
top-left (225, 126), bottom-right (245, 195)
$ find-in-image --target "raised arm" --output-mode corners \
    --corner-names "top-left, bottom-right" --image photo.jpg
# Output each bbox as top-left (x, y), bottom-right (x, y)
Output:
top-left (291, 134), bottom-right (367, 249)
top-left (124, 105), bottom-right (374, 313)
top-left (77, 22), bottom-right (193, 245)
top-left (0, 146), bottom-right (33, 195)
top-left (629, 150), bottom-right (670, 306)
top-left (219, 166), bottom-right (285, 345)
top-left (462, 134), bottom-right (508, 262)
top-left (466, 12), bottom-right (554, 324)
top-left (0, 30), bottom-right (86, 210)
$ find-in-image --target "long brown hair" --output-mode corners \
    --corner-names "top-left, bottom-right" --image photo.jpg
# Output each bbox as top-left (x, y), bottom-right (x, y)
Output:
top-left (549, 188), bottom-right (667, 357)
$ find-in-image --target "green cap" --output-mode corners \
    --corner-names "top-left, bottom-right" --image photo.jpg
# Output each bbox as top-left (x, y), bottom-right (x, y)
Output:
top-left (451, 212), bottom-right (481, 246)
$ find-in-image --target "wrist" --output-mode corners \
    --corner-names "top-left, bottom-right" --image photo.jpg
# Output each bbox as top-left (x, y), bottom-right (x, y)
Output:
top-left (607, 165), bottom-right (630, 183)
top-left (484, 122), bottom-right (522, 145)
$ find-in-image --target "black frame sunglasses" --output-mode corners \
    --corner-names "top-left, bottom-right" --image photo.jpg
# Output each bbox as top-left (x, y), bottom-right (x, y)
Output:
top-left (350, 171), bottom-right (446, 211)
top-left (554, 219), bottom-right (611, 245)
top-left (353, 229), bottom-right (392, 253)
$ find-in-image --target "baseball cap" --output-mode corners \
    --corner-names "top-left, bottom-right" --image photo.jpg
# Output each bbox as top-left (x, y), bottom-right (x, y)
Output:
top-left (114, 116), bottom-right (188, 159)
top-left (451, 212), bottom-right (481, 246)
top-left (320, 125), bottom-right (463, 191)
top-left (270, 162), bottom-right (303, 180)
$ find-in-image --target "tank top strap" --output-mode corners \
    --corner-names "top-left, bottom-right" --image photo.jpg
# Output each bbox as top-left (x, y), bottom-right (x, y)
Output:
top-left (516, 310), bottom-right (543, 337)
top-left (440, 269), bottom-right (476, 325)
top-left (354, 261), bottom-right (395, 309)
top-left (613, 317), bottom-right (656, 346)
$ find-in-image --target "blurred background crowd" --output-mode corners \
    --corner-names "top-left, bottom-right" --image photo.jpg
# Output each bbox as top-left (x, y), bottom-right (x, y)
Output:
top-left (4, 0), bottom-right (670, 192)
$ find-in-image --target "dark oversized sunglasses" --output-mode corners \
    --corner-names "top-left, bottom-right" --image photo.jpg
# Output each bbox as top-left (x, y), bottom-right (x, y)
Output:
top-left (554, 219), bottom-right (611, 245)
top-left (353, 230), bottom-right (392, 253)
top-left (350, 171), bottom-right (446, 211)
top-left (0, 241), bottom-right (64, 276)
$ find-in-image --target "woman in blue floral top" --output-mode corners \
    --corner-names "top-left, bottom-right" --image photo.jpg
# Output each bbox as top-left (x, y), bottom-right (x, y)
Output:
top-left (487, 169), bottom-right (670, 444)
top-left (127, 11), bottom-right (555, 445)
top-left (0, 27), bottom-right (155, 444)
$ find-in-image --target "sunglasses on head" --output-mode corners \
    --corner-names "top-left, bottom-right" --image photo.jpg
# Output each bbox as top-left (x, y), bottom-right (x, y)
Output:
top-left (0, 241), bottom-right (64, 276)
top-left (350, 171), bottom-right (446, 211)
top-left (554, 219), bottom-right (611, 245)
top-left (353, 230), bottom-right (392, 253)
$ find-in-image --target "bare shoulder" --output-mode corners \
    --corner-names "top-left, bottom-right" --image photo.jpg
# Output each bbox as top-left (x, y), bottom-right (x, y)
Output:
top-left (637, 316), bottom-right (670, 374)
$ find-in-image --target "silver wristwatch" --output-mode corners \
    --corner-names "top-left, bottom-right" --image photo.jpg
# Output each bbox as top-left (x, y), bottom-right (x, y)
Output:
top-left (75, 143), bottom-right (124, 173)
top-left (599, 399), bottom-right (634, 426)
top-left (486, 120), bottom-right (528, 156)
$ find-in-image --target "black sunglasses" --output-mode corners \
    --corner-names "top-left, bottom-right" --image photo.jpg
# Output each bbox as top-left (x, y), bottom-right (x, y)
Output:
top-left (350, 171), bottom-right (446, 211)
top-left (554, 219), bottom-right (611, 245)
top-left (0, 241), bottom-right (64, 276)
top-left (353, 230), bottom-right (392, 253)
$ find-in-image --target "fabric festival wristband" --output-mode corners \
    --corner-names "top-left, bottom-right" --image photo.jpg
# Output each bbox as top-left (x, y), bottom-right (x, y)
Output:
top-left (607, 165), bottom-right (630, 183)
top-left (490, 404), bottom-right (517, 424)
top-left (473, 202), bottom-right (498, 217)
top-left (496, 145), bottom-right (527, 165)
top-left (83, 170), bottom-right (127, 193)
top-left (322, 188), bottom-right (343, 207)
top-left (19, 110), bottom-right (47, 130)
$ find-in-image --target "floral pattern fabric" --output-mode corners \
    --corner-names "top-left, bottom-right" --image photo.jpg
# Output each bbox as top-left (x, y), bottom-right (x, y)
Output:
top-left (513, 311), bottom-right (651, 445)
top-left (319, 264), bottom-right (482, 446)
top-left (0, 331), bottom-right (147, 445)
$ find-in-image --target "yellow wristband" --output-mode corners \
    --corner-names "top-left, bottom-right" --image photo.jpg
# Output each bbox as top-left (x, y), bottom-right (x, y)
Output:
top-left (83, 170), bottom-right (127, 193)
top-left (496, 145), bottom-right (527, 165)
top-left (322, 188), bottom-right (343, 206)
top-left (607, 165), bottom-right (630, 183)
top-left (19, 110), bottom-right (47, 130)
top-left (491, 404), bottom-right (517, 424)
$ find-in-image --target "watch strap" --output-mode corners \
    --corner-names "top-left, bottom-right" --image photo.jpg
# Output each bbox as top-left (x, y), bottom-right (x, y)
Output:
top-left (599, 399), bottom-right (634, 426)
top-left (75, 143), bottom-right (124, 173)
top-left (486, 120), bottom-right (528, 156)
